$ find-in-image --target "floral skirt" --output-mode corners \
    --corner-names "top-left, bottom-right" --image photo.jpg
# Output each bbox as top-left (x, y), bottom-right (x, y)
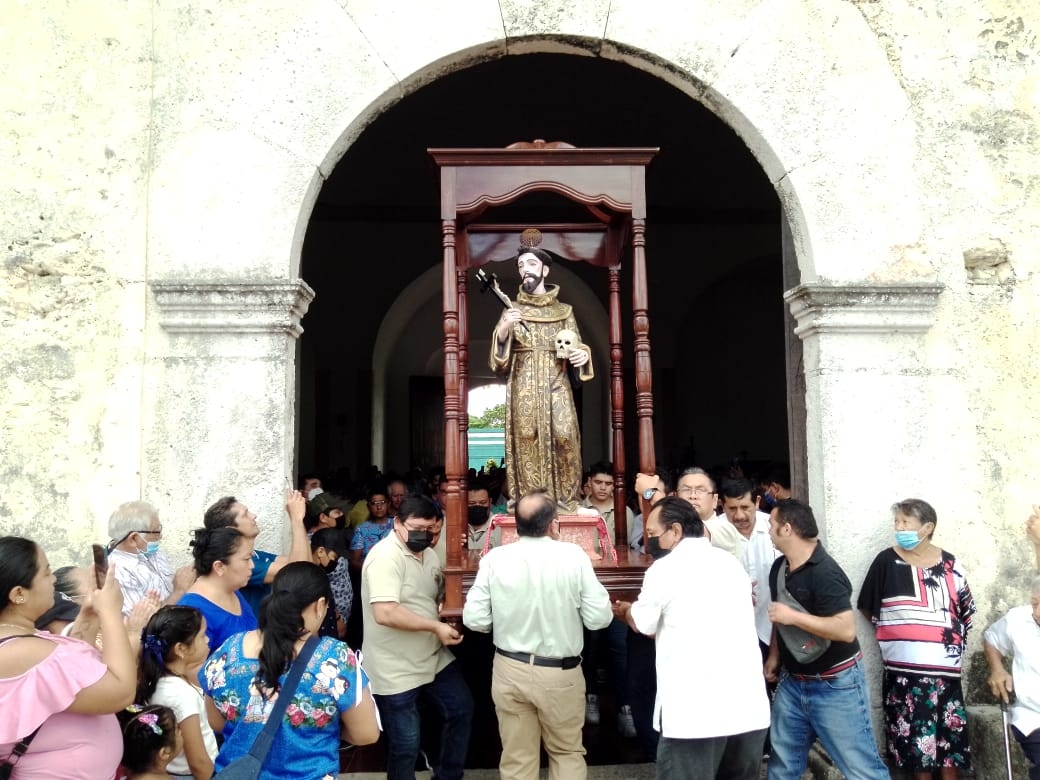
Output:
top-left (882, 669), bottom-right (972, 770)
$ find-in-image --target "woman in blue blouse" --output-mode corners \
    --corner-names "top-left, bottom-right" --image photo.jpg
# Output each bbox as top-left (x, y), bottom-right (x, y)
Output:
top-left (202, 562), bottom-right (379, 779)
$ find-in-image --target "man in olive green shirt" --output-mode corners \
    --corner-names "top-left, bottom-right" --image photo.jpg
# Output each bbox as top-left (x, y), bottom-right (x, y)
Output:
top-left (362, 494), bottom-right (473, 779)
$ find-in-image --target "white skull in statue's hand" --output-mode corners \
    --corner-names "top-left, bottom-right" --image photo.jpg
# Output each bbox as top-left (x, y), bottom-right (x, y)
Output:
top-left (555, 329), bottom-right (578, 360)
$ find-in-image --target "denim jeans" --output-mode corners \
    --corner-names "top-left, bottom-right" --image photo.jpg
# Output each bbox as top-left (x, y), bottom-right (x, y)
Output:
top-left (582, 617), bottom-right (629, 704)
top-left (767, 660), bottom-right (889, 780)
top-left (374, 661), bottom-right (474, 780)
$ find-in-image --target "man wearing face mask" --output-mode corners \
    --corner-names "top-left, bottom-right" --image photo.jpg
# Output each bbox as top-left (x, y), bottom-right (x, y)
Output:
top-left (106, 500), bottom-right (195, 616)
top-left (361, 494), bottom-right (473, 780)
top-left (614, 497), bottom-right (769, 777)
top-left (465, 479), bottom-right (501, 551)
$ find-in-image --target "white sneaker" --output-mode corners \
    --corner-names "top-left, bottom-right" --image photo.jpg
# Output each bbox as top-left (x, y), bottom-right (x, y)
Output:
top-left (585, 693), bottom-right (600, 725)
top-left (617, 704), bottom-right (637, 738)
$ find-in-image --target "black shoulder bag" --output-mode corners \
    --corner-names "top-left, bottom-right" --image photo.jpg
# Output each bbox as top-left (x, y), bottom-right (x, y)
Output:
top-left (0, 635), bottom-right (43, 780)
top-left (213, 635), bottom-right (320, 780)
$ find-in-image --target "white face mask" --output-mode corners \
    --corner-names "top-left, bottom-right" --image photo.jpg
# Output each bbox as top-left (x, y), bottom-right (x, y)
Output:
top-left (307, 487), bottom-right (324, 500)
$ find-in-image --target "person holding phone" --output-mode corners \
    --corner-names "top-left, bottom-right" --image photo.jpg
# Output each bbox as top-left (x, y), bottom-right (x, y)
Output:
top-left (0, 536), bottom-right (137, 778)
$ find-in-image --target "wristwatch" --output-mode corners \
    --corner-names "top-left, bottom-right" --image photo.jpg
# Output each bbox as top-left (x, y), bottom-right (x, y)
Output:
top-left (642, 487), bottom-right (659, 501)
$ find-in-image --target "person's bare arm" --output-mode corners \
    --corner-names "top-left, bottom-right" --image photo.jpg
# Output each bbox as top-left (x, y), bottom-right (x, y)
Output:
top-left (67, 564), bottom-right (137, 713)
top-left (768, 602), bottom-right (856, 643)
top-left (205, 696), bottom-right (227, 733)
top-left (1028, 505), bottom-right (1040, 569)
top-left (985, 639), bottom-right (1014, 703)
top-left (371, 602), bottom-right (462, 646)
top-left (264, 490), bottom-right (310, 583)
top-left (341, 688), bottom-right (381, 746)
top-left (764, 628), bottom-right (780, 683)
top-left (179, 714), bottom-right (215, 779)
top-left (166, 565), bottom-right (196, 605)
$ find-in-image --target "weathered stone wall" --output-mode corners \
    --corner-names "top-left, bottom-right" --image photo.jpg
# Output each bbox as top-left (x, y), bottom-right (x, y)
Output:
top-left (1, 3), bottom-right (153, 558)
top-left (3, 4), bottom-right (1039, 752)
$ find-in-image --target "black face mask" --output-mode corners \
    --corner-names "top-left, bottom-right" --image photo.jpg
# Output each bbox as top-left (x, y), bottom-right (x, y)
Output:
top-left (646, 535), bottom-right (671, 560)
top-left (467, 506), bottom-right (490, 526)
top-left (405, 530), bottom-right (433, 553)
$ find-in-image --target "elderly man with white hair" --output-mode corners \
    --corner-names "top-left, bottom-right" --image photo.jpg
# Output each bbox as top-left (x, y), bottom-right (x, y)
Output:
top-left (107, 500), bottom-right (194, 615)
top-left (985, 574), bottom-right (1040, 779)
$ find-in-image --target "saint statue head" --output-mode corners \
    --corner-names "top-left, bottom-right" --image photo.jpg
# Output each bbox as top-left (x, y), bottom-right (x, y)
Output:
top-left (516, 228), bottom-right (552, 295)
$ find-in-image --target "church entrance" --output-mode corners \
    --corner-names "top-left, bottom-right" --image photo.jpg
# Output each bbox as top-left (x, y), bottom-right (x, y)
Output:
top-left (296, 52), bottom-right (799, 494)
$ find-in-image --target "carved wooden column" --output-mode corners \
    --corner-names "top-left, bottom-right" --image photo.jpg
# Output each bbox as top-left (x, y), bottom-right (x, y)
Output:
top-left (440, 221), bottom-right (464, 581)
top-left (457, 264), bottom-right (469, 503)
top-left (608, 267), bottom-right (627, 545)
top-left (631, 218), bottom-right (655, 475)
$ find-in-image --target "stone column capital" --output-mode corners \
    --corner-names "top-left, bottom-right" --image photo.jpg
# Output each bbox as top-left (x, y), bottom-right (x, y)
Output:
top-left (151, 279), bottom-right (316, 337)
top-left (783, 281), bottom-right (944, 339)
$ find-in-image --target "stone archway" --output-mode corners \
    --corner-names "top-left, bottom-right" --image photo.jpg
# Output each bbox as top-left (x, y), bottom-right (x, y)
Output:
top-left (146, 2), bottom-right (935, 579)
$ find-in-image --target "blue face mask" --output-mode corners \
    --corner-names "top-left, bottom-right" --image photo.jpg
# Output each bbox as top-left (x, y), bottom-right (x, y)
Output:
top-left (894, 530), bottom-right (921, 550)
top-left (762, 492), bottom-right (776, 508)
top-left (144, 541), bottom-right (161, 557)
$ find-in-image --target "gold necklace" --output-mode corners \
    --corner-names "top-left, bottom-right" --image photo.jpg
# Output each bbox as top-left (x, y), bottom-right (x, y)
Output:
top-left (0, 623), bottom-right (35, 634)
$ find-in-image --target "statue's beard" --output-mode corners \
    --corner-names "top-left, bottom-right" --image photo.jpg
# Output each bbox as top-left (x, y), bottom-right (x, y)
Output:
top-left (521, 274), bottom-right (540, 293)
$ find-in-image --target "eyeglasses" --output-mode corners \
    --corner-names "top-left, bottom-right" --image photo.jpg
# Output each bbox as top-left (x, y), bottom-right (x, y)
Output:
top-left (677, 487), bottom-right (714, 497)
top-left (369, 500), bottom-right (387, 507)
top-left (135, 526), bottom-right (163, 536)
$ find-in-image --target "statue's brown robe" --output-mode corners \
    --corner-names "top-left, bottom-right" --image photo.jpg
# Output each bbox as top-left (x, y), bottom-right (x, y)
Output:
top-left (490, 285), bottom-right (593, 512)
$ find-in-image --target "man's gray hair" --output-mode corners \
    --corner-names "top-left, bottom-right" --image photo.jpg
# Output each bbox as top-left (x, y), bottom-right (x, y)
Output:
top-left (108, 500), bottom-right (159, 541)
top-left (678, 466), bottom-right (715, 492)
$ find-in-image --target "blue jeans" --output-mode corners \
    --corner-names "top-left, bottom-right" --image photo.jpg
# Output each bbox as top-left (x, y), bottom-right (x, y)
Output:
top-left (767, 660), bottom-right (889, 780)
top-left (374, 661), bottom-right (474, 780)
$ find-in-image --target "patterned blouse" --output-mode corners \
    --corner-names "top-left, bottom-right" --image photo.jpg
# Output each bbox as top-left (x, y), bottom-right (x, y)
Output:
top-left (858, 548), bottom-right (975, 676)
top-left (203, 633), bottom-right (369, 780)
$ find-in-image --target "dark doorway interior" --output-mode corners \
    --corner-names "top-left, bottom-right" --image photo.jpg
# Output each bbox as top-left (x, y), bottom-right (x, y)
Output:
top-left (299, 52), bottom-right (789, 489)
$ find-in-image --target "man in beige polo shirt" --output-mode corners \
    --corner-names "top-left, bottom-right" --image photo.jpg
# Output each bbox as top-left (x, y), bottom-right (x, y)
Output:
top-left (361, 494), bottom-right (473, 779)
top-left (463, 490), bottom-right (613, 779)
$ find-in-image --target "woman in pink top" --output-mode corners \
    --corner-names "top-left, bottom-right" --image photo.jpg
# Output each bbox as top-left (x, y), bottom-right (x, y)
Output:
top-left (0, 536), bottom-right (137, 779)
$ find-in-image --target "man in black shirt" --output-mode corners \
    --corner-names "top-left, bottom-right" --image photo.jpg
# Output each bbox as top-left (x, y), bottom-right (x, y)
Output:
top-left (764, 499), bottom-right (889, 780)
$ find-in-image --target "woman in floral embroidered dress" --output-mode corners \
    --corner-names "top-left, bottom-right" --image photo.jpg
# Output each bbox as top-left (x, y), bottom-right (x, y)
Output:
top-left (202, 562), bottom-right (379, 779)
top-left (858, 499), bottom-right (976, 778)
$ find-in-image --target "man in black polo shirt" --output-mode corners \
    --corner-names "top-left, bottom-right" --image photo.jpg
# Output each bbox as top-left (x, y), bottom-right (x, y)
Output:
top-left (764, 498), bottom-right (889, 780)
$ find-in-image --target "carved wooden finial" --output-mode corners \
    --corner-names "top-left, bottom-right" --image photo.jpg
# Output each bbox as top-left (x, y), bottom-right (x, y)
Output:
top-left (505, 140), bottom-right (577, 149)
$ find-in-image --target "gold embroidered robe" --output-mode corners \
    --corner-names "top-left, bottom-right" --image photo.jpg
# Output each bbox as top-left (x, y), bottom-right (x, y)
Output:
top-left (489, 285), bottom-right (593, 512)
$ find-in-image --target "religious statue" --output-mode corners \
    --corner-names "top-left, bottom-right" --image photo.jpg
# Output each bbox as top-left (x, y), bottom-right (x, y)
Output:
top-left (487, 229), bottom-right (593, 511)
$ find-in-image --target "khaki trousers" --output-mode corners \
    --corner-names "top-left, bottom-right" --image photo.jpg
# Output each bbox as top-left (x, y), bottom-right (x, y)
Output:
top-left (491, 653), bottom-right (587, 780)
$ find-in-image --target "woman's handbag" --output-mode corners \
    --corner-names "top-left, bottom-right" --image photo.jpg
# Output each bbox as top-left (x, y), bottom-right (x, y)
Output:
top-left (212, 635), bottom-right (320, 780)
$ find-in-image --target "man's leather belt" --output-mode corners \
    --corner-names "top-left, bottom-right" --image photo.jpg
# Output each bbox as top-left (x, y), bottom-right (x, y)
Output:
top-left (496, 647), bottom-right (581, 670)
top-left (788, 652), bottom-right (862, 681)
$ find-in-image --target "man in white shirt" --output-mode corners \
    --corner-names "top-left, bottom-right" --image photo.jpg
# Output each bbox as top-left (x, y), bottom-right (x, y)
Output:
top-left (720, 477), bottom-right (780, 653)
top-left (984, 575), bottom-right (1040, 779)
top-left (614, 496), bottom-right (769, 778)
top-left (464, 490), bottom-right (613, 780)
top-left (106, 501), bottom-right (194, 616)
top-left (675, 467), bottom-right (744, 558)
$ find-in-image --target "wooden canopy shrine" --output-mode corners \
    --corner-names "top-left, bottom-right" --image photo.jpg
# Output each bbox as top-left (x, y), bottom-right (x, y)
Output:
top-left (429, 142), bottom-right (659, 618)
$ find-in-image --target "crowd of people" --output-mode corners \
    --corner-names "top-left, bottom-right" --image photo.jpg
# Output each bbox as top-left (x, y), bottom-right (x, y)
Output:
top-left (2, 465), bottom-right (1040, 780)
